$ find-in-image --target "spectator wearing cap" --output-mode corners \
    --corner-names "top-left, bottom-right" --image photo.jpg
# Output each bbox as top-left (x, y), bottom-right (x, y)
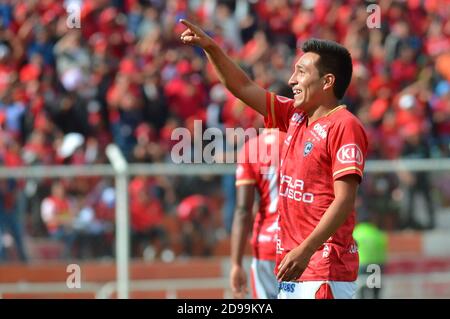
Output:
top-left (55, 132), bottom-right (85, 164)
top-left (20, 52), bottom-right (43, 83)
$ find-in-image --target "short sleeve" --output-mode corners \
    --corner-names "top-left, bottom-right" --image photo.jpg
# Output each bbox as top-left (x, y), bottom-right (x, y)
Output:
top-left (235, 140), bottom-right (257, 187)
top-left (328, 117), bottom-right (368, 182)
top-left (264, 92), bottom-right (296, 132)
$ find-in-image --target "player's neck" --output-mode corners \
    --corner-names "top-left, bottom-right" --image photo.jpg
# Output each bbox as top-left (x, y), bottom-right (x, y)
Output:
top-left (306, 100), bottom-right (340, 126)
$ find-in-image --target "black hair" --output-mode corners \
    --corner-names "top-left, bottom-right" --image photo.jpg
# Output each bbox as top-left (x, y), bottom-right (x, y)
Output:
top-left (301, 39), bottom-right (353, 100)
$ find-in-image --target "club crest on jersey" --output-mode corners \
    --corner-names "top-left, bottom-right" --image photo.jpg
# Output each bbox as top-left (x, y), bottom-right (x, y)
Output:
top-left (303, 142), bottom-right (314, 156)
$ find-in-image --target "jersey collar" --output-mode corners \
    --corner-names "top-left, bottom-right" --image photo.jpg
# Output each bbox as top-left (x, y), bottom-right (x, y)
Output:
top-left (325, 105), bottom-right (347, 117)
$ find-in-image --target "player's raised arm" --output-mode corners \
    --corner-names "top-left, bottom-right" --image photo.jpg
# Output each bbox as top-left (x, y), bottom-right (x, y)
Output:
top-left (179, 19), bottom-right (267, 116)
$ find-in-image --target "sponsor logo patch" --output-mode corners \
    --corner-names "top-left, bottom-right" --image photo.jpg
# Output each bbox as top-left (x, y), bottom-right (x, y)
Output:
top-left (279, 282), bottom-right (296, 293)
top-left (291, 113), bottom-right (305, 125)
top-left (337, 144), bottom-right (363, 165)
top-left (313, 123), bottom-right (327, 139)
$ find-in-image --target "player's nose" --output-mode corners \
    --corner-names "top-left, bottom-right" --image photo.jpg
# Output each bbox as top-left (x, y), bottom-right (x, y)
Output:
top-left (288, 73), bottom-right (297, 86)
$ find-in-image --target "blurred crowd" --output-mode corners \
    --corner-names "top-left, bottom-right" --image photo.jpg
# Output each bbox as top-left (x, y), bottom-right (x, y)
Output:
top-left (0, 0), bottom-right (449, 262)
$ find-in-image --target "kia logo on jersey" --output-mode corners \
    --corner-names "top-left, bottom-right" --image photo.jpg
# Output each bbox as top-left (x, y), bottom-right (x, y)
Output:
top-left (337, 144), bottom-right (363, 165)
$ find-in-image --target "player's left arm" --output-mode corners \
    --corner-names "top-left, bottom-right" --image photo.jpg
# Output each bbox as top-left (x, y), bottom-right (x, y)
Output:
top-left (277, 174), bottom-right (359, 281)
top-left (230, 184), bottom-right (255, 298)
top-left (230, 142), bottom-right (257, 297)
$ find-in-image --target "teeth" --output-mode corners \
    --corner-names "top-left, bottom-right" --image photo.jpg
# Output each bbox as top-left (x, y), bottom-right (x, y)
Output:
top-left (293, 89), bottom-right (302, 95)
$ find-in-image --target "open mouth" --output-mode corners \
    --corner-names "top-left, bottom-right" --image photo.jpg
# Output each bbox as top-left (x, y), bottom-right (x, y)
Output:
top-left (293, 88), bottom-right (303, 96)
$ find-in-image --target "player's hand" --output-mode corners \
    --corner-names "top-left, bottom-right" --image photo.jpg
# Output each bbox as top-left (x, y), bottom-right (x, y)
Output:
top-left (179, 19), bottom-right (214, 49)
top-left (276, 245), bottom-right (314, 282)
top-left (230, 264), bottom-right (248, 299)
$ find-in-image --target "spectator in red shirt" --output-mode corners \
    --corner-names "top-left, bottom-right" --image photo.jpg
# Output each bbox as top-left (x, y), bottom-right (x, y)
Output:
top-left (164, 59), bottom-right (207, 120)
top-left (129, 177), bottom-right (169, 259)
top-left (177, 194), bottom-right (216, 257)
top-left (40, 181), bottom-right (77, 259)
top-left (390, 46), bottom-right (418, 90)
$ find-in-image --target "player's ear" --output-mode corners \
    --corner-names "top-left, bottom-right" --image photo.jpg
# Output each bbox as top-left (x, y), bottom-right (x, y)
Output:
top-left (323, 74), bottom-right (335, 91)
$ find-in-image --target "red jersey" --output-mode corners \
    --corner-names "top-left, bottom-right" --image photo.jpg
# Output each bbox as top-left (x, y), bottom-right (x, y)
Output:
top-left (177, 195), bottom-right (208, 222)
top-left (130, 199), bottom-right (164, 232)
top-left (40, 196), bottom-right (71, 233)
top-left (235, 129), bottom-right (286, 261)
top-left (265, 92), bottom-right (368, 282)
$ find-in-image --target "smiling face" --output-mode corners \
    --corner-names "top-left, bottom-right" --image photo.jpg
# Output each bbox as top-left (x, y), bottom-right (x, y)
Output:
top-left (288, 52), bottom-right (326, 111)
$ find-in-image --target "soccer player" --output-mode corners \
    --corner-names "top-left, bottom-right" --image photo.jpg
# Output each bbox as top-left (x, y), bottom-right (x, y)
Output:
top-left (180, 19), bottom-right (368, 299)
top-left (231, 128), bottom-right (285, 299)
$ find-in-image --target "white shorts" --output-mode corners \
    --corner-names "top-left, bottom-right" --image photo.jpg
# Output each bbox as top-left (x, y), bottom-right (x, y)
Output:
top-left (278, 280), bottom-right (357, 299)
top-left (250, 258), bottom-right (278, 299)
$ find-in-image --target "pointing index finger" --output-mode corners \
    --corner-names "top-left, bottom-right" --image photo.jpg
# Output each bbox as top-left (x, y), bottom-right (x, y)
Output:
top-left (179, 19), bottom-right (200, 33)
